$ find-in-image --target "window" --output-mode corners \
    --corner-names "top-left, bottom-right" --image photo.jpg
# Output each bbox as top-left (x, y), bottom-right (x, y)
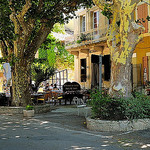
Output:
top-left (93, 11), bottom-right (99, 29)
top-left (81, 59), bottom-right (87, 82)
top-left (82, 16), bottom-right (86, 32)
top-left (80, 16), bottom-right (86, 32)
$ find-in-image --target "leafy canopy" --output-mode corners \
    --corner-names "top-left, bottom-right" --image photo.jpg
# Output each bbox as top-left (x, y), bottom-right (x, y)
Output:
top-left (0, 0), bottom-right (93, 47)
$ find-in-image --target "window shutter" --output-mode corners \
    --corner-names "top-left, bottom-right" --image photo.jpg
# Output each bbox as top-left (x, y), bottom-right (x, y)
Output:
top-left (90, 11), bottom-right (93, 29)
top-left (137, 4), bottom-right (148, 33)
top-left (80, 16), bottom-right (82, 33)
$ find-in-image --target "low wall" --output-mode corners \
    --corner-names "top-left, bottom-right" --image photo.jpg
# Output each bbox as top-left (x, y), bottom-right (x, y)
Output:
top-left (86, 117), bottom-right (150, 131)
top-left (34, 104), bottom-right (51, 114)
top-left (77, 107), bottom-right (92, 117)
top-left (0, 104), bottom-right (51, 114)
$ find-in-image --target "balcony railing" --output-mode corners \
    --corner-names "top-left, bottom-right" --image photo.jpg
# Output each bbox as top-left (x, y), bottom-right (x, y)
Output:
top-left (65, 27), bottom-right (108, 49)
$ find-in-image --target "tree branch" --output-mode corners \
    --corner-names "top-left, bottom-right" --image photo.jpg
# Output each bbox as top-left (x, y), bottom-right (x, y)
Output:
top-left (17, 0), bottom-right (32, 33)
top-left (25, 24), bottom-right (53, 61)
top-left (92, 0), bottom-right (110, 10)
top-left (0, 39), bottom-right (8, 58)
top-left (37, 0), bottom-right (44, 13)
top-left (9, 9), bottom-right (20, 34)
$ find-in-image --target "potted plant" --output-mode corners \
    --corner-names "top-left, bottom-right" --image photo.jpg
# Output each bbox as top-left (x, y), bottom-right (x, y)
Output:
top-left (23, 105), bottom-right (35, 117)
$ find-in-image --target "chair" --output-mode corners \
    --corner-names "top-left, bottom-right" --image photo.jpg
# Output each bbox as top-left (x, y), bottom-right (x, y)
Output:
top-left (37, 93), bottom-right (49, 104)
top-left (46, 91), bottom-right (54, 104)
top-left (52, 92), bottom-right (63, 105)
top-left (73, 97), bottom-right (86, 116)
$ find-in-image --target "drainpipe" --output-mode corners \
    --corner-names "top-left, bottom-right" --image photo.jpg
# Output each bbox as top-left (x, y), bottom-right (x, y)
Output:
top-left (99, 55), bottom-right (102, 91)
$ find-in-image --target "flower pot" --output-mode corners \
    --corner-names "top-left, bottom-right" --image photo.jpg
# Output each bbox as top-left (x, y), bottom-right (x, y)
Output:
top-left (23, 110), bottom-right (34, 117)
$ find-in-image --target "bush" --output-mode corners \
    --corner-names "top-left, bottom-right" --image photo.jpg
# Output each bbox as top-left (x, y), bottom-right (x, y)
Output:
top-left (89, 89), bottom-right (150, 120)
top-left (76, 40), bottom-right (81, 44)
top-left (26, 105), bottom-right (34, 110)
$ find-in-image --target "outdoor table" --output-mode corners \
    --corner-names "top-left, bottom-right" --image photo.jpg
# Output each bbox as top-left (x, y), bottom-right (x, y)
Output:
top-left (31, 93), bottom-right (44, 104)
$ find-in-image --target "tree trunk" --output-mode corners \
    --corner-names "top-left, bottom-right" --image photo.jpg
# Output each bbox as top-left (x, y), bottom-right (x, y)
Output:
top-left (108, 21), bottom-right (144, 97)
top-left (109, 51), bottom-right (133, 97)
top-left (11, 59), bottom-right (32, 106)
top-left (93, 0), bottom-right (144, 98)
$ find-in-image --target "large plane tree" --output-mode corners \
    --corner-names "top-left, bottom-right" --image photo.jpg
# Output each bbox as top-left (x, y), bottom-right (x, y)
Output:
top-left (93, 0), bottom-right (144, 97)
top-left (0, 0), bottom-right (93, 106)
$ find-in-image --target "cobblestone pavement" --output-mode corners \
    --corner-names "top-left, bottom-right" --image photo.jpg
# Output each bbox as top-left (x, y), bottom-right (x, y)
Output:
top-left (0, 105), bottom-right (150, 150)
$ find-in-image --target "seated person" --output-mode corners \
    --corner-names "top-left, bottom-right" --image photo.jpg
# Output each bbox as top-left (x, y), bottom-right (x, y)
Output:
top-left (49, 84), bottom-right (53, 90)
top-left (44, 83), bottom-right (50, 92)
top-left (53, 84), bottom-right (59, 91)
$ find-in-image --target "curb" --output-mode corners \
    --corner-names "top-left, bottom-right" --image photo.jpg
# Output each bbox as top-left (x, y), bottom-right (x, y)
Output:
top-left (86, 117), bottom-right (150, 131)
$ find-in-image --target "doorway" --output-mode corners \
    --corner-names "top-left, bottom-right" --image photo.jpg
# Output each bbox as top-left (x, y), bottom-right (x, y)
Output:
top-left (91, 54), bottom-right (111, 89)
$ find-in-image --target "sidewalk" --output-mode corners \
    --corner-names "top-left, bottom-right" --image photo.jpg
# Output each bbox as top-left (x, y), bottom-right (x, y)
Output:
top-left (0, 105), bottom-right (150, 149)
top-left (51, 105), bottom-right (150, 149)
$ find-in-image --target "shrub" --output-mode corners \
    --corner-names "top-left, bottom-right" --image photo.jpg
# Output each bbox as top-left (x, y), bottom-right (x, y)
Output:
top-left (89, 89), bottom-right (150, 120)
top-left (76, 40), bottom-right (81, 44)
top-left (26, 105), bottom-right (34, 110)
top-left (124, 92), bottom-right (150, 120)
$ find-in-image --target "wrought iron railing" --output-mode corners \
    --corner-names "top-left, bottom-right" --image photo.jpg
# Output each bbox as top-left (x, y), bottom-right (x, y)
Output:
top-left (65, 27), bottom-right (108, 48)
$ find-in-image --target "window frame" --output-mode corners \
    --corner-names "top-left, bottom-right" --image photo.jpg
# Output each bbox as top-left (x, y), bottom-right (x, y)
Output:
top-left (82, 15), bottom-right (86, 32)
top-left (93, 11), bottom-right (99, 29)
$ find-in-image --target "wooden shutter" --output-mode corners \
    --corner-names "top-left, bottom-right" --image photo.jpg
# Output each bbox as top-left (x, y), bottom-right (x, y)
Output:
top-left (137, 4), bottom-right (148, 33)
top-left (90, 11), bottom-right (93, 29)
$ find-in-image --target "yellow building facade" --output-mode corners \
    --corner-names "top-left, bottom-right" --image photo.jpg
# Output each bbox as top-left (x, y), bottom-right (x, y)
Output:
top-left (132, 0), bottom-right (150, 90)
top-left (66, 1), bottom-right (150, 91)
top-left (66, 6), bottom-right (110, 89)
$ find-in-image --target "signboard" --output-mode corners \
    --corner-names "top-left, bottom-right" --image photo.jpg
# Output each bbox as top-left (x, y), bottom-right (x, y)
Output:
top-left (63, 82), bottom-right (81, 92)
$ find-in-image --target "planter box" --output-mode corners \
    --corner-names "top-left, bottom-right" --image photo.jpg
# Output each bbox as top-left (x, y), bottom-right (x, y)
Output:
top-left (86, 118), bottom-right (150, 132)
top-left (0, 104), bottom-right (51, 114)
top-left (23, 110), bottom-right (34, 117)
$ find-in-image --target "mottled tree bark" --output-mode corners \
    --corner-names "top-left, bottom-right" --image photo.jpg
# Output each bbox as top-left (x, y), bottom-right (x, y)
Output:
top-left (8, 0), bottom-right (52, 106)
top-left (93, 0), bottom-right (144, 97)
top-left (11, 60), bottom-right (31, 106)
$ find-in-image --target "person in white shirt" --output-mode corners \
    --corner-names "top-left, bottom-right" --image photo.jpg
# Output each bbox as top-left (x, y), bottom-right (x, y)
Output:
top-left (49, 84), bottom-right (53, 90)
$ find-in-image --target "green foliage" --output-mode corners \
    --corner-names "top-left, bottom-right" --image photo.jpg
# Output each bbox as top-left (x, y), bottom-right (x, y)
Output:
top-left (146, 16), bottom-right (150, 21)
top-left (0, 0), bottom-right (93, 45)
top-left (52, 23), bottom-right (65, 34)
top-left (26, 105), bottom-right (34, 110)
top-left (0, 64), bottom-right (3, 70)
top-left (126, 92), bottom-right (150, 120)
top-left (0, 0), bottom-right (14, 42)
top-left (56, 44), bottom-right (74, 70)
top-left (32, 22), bottom-right (74, 90)
top-left (0, 58), bottom-right (6, 64)
top-left (89, 89), bottom-right (150, 120)
top-left (0, 54), bottom-right (19, 66)
top-left (31, 61), bottom-right (55, 91)
top-left (101, 4), bottom-right (113, 19)
top-left (77, 40), bottom-right (82, 44)
top-left (39, 33), bottom-right (74, 70)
